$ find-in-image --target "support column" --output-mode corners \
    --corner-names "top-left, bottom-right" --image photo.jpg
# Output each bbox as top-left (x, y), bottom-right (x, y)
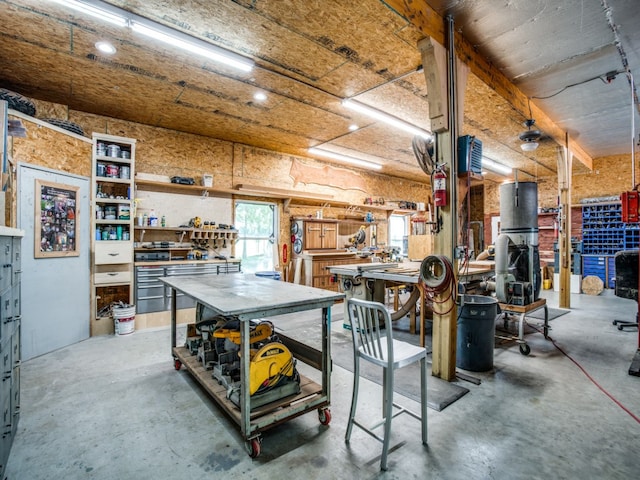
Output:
top-left (557, 140), bottom-right (573, 308)
top-left (418, 15), bottom-right (467, 381)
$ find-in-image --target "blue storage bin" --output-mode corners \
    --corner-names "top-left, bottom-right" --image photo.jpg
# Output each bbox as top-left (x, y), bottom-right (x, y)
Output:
top-left (255, 271), bottom-right (282, 281)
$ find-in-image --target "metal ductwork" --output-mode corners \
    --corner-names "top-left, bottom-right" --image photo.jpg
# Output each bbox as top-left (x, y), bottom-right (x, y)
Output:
top-left (494, 181), bottom-right (541, 305)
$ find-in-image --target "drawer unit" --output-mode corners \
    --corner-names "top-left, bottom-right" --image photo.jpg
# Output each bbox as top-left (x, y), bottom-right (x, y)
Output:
top-left (135, 266), bottom-right (166, 314)
top-left (607, 255), bottom-right (616, 289)
top-left (135, 262), bottom-right (241, 314)
top-left (0, 238), bottom-right (11, 294)
top-left (0, 230), bottom-right (21, 478)
top-left (582, 255), bottom-right (607, 285)
top-left (94, 271), bottom-right (132, 285)
top-left (0, 291), bottom-right (11, 345)
top-left (94, 241), bottom-right (132, 265)
top-left (10, 366), bottom-right (19, 436)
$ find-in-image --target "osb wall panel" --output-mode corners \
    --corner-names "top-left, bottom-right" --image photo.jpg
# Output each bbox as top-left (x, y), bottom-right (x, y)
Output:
top-left (572, 154), bottom-right (636, 201)
top-left (9, 115), bottom-right (91, 176)
top-left (232, 144), bottom-right (430, 206)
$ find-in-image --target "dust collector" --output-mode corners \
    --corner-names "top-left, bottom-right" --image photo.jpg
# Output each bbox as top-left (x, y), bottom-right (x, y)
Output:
top-left (493, 181), bottom-right (541, 305)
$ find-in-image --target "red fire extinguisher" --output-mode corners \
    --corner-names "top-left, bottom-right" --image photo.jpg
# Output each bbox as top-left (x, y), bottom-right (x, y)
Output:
top-left (433, 165), bottom-right (447, 207)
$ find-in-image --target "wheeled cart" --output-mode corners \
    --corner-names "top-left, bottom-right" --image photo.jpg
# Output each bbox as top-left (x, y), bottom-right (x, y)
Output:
top-left (496, 298), bottom-right (549, 355)
top-left (160, 274), bottom-right (343, 457)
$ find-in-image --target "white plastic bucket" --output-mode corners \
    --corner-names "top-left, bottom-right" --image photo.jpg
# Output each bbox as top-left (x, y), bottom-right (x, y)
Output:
top-left (113, 305), bottom-right (136, 335)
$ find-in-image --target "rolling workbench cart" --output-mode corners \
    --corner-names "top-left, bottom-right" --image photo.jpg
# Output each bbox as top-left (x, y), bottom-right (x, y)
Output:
top-left (160, 274), bottom-right (343, 457)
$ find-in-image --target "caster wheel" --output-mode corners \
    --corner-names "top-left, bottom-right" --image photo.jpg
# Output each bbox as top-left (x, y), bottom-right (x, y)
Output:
top-left (519, 343), bottom-right (531, 356)
top-left (618, 325), bottom-right (624, 331)
top-left (543, 328), bottom-right (549, 339)
top-left (318, 408), bottom-right (331, 425)
top-left (174, 359), bottom-right (182, 370)
top-left (246, 438), bottom-right (261, 458)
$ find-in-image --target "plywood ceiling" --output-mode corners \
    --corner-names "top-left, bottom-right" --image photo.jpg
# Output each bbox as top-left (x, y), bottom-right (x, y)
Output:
top-left (1, 0), bottom-right (638, 183)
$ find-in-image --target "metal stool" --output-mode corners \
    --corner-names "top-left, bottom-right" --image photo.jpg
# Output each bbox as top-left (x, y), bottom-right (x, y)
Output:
top-left (345, 298), bottom-right (428, 470)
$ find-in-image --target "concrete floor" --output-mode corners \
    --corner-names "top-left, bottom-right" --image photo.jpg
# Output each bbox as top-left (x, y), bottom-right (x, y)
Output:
top-left (5, 289), bottom-right (640, 479)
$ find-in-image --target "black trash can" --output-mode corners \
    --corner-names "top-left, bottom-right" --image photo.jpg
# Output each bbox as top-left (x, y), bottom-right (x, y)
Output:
top-left (456, 295), bottom-right (498, 372)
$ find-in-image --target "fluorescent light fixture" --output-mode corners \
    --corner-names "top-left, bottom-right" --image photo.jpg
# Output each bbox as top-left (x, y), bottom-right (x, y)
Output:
top-left (95, 41), bottom-right (116, 54)
top-left (49, 0), bottom-right (254, 72)
top-left (49, 0), bottom-right (128, 27)
top-left (482, 158), bottom-right (512, 175)
top-left (342, 99), bottom-right (432, 140)
top-left (308, 147), bottom-right (383, 170)
top-left (131, 21), bottom-right (253, 72)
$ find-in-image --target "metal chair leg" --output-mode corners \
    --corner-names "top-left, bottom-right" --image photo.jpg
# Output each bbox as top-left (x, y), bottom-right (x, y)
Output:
top-left (420, 356), bottom-right (428, 445)
top-left (345, 357), bottom-right (360, 442)
top-left (380, 365), bottom-right (394, 470)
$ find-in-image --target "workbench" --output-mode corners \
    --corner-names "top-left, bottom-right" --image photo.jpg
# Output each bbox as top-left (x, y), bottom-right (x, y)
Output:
top-left (329, 261), bottom-right (494, 347)
top-left (160, 274), bottom-right (344, 457)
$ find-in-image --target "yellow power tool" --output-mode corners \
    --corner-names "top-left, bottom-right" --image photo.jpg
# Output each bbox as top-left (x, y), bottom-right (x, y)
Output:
top-left (213, 322), bottom-right (297, 395)
top-left (213, 322), bottom-right (273, 345)
top-left (248, 343), bottom-right (296, 395)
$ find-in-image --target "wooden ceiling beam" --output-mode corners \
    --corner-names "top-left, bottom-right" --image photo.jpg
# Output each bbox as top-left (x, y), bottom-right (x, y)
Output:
top-left (382, 0), bottom-right (593, 170)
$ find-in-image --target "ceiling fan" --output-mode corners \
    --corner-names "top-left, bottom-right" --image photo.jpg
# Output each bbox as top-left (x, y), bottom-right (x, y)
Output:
top-left (519, 118), bottom-right (542, 152)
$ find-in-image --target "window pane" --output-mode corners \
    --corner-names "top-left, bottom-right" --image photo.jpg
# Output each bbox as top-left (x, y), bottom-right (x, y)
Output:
top-left (235, 201), bottom-right (277, 273)
top-left (389, 215), bottom-right (407, 254)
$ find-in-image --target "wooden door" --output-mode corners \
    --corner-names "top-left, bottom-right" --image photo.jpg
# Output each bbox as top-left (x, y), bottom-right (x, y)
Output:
top-left (321, 223), bottom-right (337, 249)
top-left (305, 222), bottom-right (323, 249)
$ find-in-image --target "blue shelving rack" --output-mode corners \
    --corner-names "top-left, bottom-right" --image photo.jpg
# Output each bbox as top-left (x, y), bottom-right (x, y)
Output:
top-left (581, 202), bottom-right (638, 288)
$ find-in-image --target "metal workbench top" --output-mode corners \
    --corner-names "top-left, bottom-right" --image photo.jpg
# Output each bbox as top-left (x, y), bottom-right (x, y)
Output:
top-left (160, 273), bottom-right (344, 320)
top-left (329, 261), bottom-right (494, 283)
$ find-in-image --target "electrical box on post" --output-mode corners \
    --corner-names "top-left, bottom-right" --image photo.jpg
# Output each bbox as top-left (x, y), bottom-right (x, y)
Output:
top-left (621, 191), bottom-right (639, 223)
top-left (457, 135), bottom-right (482, 174)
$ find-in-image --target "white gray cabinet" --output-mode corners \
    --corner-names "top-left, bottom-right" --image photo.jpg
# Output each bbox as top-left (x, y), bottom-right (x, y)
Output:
top-left (0, 228), bottom-right (23, 477)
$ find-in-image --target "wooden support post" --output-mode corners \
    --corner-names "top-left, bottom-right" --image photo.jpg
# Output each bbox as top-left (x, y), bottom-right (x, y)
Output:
top-left (557, 141), bottom-right (573, 308)
top-left (418, 30), bottom-right (460, 381)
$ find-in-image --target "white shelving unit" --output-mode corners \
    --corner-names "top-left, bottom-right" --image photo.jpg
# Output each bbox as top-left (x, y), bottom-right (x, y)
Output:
top-left (90, 133), bottom-right (136, 335)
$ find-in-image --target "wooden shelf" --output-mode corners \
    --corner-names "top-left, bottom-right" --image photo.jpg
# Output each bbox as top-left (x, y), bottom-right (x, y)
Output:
top-left (134, 226), bottom-right (238, 233)
top-left (135, 178), bottom-right (235, 197)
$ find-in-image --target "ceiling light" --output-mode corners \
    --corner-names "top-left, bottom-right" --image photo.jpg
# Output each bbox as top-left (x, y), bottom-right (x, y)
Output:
top-left (342, 99), bottom-right (432, 140)
top-left (131, 21), bottom-right (253, 72)
top-left (308, 148), bottom-right (382, 170)
top-left (482, 158), bottom-right (512, 175)
top-left (253, 92), bottom-right (267, 101)
top-left (48, 0), bottom-right (128, 27)
top-left (50, 1), bottom-right (254, 72)
top-left (95, 41), bottom-right (116, 54)
top-left (348, 124), bottom-right (359, 131)
top-left (519, 118), bottom-right (541, 151)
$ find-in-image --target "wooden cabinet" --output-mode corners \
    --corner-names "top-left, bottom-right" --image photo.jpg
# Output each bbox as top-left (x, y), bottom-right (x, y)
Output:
top-left (297, 252), bottom-right (372, 291)
top-left (91, 133), bottom-right (136, 335)
top-left (292, 219), bottom-right (338, 253)
top-left (304, 221), bottom-right (337, 250)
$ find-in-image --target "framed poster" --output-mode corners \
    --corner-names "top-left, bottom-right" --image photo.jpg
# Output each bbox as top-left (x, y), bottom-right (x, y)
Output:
top-left (35, 179), bottom-right (80, 258)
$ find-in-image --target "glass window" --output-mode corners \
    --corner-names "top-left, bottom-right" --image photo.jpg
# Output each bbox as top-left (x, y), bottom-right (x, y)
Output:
top-left (388, 214), bottom-right (409, 255)
top-left (235, 201), bottom-right (278, 273)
